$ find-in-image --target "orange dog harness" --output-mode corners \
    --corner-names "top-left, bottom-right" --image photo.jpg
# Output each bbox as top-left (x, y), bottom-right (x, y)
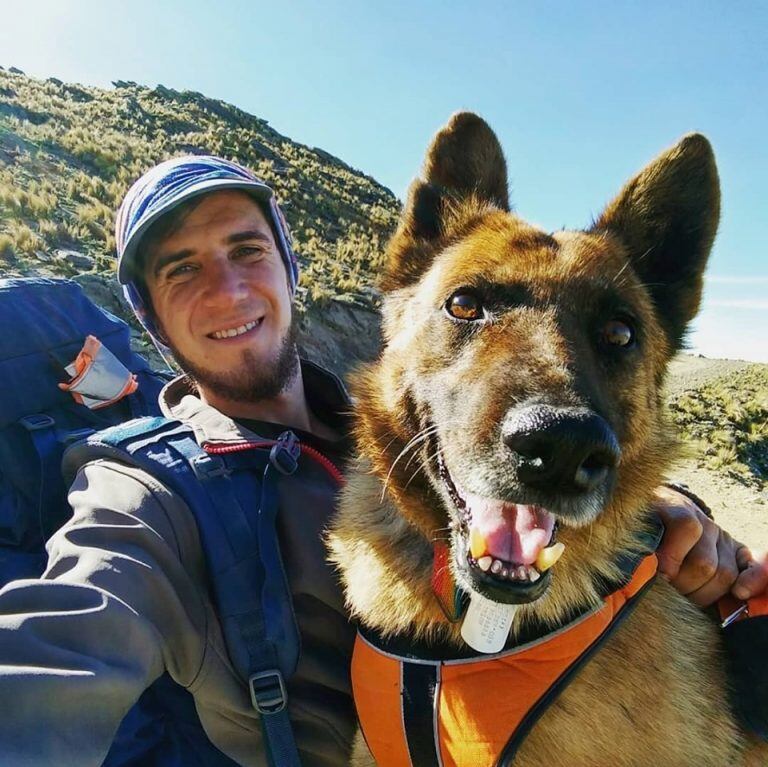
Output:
top-left (352, 552), bottom-right (659, 767)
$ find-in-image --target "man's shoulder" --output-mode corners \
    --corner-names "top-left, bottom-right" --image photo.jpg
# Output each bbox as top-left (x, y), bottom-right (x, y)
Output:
top-left (65, 451), bottom-right (203, 565)
top-left (63, 415), bottom-right (193, 483)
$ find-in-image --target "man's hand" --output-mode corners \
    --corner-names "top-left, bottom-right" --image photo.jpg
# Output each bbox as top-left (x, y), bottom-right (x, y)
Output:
top-left (653, 485), bottom-right (768, 607)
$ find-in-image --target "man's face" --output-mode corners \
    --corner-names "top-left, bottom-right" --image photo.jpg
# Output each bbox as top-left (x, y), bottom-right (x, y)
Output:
top-left (144, 190), bottom-right (298, 402)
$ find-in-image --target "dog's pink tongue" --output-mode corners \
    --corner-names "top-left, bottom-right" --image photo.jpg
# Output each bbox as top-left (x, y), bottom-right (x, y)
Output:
top-left (466, 492), bottom-right (555, 565)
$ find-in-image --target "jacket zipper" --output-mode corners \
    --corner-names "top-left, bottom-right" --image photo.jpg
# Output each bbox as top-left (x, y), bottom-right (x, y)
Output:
top-left (203, 438), bottom-right (345, 486)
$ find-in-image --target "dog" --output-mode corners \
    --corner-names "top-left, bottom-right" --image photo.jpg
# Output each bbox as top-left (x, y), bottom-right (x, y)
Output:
top-left (327, 113), bottom-right (767, 766)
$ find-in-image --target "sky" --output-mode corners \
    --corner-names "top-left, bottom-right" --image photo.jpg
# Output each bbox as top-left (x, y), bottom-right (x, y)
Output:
top-left (1, 0), bottom-right (766, 361)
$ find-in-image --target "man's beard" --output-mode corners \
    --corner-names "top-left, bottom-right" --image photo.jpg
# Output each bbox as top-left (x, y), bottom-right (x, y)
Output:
top-left (168, 316), bottom-right (301, 404)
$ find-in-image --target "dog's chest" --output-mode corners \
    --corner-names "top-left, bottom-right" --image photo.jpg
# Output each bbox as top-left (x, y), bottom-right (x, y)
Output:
top-left (352, 585), bottom-right (743, 766)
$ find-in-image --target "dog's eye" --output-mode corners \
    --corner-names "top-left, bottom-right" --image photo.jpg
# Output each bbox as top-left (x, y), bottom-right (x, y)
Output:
top-left (446, 292), bottom-right (483, 321)
top-left (601, 319), bottom-right (635, 347)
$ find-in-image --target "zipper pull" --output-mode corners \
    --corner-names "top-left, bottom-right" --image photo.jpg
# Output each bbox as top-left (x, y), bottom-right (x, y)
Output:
top-left (269, 430), bottom-right (301, 475)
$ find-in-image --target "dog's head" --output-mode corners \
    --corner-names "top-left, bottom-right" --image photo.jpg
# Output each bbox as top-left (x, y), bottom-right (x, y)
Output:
top-left (352, 113), bottom-right (719, 613)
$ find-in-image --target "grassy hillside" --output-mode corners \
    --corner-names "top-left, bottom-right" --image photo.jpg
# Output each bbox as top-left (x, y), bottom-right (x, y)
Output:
top-left (0, 66), bottom-right (400, 308)
top-left (669, 364), bottom-right (768, 489)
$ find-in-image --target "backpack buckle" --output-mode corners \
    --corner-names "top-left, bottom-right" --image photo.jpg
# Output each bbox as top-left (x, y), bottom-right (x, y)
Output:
top-left (269, 431), bottom-right (300, 475)
top-left (19, 414), bottom-right (56, 432)
top-left (189, 452), bottom-right (230, 480)
top-left (249, 669), bottom-right (288, 714)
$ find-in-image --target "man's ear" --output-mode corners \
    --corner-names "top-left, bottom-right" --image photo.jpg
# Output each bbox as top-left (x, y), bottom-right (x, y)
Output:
top-left (382, 112), bottom-right (510, 291)
top-left (592, 133), bottom-right (720, 350)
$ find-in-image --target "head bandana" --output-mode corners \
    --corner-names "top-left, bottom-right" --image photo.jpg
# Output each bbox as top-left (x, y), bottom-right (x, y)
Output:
top-left (115, 155), bottom-right (298, 344)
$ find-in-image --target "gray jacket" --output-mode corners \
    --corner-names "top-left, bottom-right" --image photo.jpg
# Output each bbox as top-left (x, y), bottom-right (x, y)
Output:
top-left (0, 363), bottom-right (356, 766)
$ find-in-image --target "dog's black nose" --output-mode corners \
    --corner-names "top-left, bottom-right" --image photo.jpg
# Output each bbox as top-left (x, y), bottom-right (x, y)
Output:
top-left (502, 406), bottom-right (620, 494)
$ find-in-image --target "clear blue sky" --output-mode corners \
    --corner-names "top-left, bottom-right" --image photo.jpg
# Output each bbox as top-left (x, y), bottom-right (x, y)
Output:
top-left (2, 0), bottom-right (766, 360)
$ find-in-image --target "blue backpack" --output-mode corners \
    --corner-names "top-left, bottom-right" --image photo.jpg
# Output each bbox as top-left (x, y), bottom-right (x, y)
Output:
top-left (0, 278), bottom-right (304, 766)
top-left (0, 277), bottom-right (170, 583)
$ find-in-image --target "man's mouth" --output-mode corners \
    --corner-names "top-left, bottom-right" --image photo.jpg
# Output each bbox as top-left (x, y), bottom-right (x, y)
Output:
top-left (207, 318), bottom-right (263, 340)
top-left (437, 452), bottom-right (563, 603)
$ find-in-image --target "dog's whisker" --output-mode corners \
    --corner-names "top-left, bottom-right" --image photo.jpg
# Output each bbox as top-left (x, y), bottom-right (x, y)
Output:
top-left (612, 260), bottom-right (632, 288)
top-left (634, 281), bottom-right (667, 291)
top-left (404, 446), bottom-right (443, 490)
top-left (381, 425), bottom-right (439, 501)
top-left (380, 432), bottom-right (402, 456)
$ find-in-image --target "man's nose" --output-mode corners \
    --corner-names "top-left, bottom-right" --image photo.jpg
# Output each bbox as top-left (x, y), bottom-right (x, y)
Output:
top-left (202, 259), bottom-right (249, 306)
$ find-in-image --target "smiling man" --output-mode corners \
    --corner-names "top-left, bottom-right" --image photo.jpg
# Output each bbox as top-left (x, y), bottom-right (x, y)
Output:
top-left (0, 155), bottom-right (765, 767)
top-left (143, 193), bottom-right (298, 407)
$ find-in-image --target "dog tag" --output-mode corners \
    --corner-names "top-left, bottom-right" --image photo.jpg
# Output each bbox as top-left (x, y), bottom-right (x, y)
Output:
top-left (460, 593), bottom-right (518, 654)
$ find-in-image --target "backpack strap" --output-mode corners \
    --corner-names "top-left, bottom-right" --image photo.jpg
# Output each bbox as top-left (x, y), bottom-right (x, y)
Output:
top-left (65, 417), bottom-right (304, 767)
top-left (18, 413), bottom-right (64, 541)
top-left (16, 411), bottom-right (98, 542)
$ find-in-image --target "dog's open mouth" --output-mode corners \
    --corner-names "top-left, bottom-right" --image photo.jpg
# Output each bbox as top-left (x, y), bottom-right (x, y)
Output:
top-left (437, 452), bottom-right (562, 604)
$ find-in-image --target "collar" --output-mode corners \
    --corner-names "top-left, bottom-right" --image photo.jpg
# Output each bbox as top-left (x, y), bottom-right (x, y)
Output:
top-left (159, 358), bottom-right (351, 446)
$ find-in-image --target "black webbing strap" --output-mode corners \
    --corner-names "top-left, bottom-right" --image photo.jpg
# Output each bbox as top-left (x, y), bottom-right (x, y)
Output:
top-left (402, 662), bottom-right (442, 766)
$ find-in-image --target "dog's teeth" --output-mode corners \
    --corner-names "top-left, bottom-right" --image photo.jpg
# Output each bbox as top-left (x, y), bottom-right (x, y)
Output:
top-left (470, 529), bottom-right (488, 559)
top-left (536, 542), bottom-right (566, 572)
top-left (501, 567), bottom-right (509, 578)
top-left (491, 559), bottom-right (503, 575)
top-left (515, 566), bottom-right (528, 581)
top-left (528, 567), bottom-right (541, 582)
top-left (477, 556), bottom-right (492, 572)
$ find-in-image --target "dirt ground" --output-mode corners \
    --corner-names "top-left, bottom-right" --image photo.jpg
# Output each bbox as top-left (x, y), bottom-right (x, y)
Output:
top-left (665, 355), bottom-right (752, 398)
top-left (665, 354), bottom-right (768, 553)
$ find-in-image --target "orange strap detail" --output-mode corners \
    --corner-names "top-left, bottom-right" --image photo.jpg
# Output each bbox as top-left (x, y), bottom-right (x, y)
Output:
top-left (718, 592), bottom-right (768, 627)
top-left (58, 335), bottom-right (138, 409)
top-left (352, 633), bottom-right (414, 767)
top-left (58, 335), bottom-right (103, 390)
top-left (432, 541), bottom-right (463, 621)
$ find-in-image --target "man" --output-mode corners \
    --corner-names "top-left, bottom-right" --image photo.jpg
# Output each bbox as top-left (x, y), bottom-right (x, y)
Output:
top-left (0, 156), bottom-right (764, 767)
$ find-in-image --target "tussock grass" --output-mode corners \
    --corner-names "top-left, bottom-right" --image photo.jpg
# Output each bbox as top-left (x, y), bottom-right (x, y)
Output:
top-left (0, 69), bottom-right (400, 308)
top-left (669, 365), bottom-right (768, 488)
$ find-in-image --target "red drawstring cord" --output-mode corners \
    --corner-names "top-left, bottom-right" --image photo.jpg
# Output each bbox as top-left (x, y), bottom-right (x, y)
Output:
top-left (203, 439), bottom-right (345, 487)
top-left (297, 443), bottom-right (346, 486)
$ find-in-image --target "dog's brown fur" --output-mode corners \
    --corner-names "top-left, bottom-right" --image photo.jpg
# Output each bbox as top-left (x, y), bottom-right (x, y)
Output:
top-left (328, 113), bottom-right (767, 766)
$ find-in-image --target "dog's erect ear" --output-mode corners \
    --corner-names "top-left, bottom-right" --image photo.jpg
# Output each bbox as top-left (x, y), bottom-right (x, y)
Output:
top-left (421, 112), bottom-right (510, 212)
top-left (382, 112), bottom-right (509, 291)
top-left (592, 134), bottom-right (720, 350)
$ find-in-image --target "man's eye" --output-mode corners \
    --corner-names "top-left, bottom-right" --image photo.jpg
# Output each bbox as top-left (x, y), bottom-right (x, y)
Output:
top-left (235, 246), bottom-right (263, 259)
top-left (167, 263), bottom-right (195, 279)
top-left (445, 291), bottom-right (484, 321)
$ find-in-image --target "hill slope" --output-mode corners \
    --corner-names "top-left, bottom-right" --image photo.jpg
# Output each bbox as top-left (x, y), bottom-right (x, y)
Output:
top-left (0, 66), bottom-right (400, 309)
top-left (666, 361), bottom-right (768, 551)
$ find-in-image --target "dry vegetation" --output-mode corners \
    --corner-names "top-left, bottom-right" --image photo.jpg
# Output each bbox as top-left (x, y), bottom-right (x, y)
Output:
top-left (0, 67), bottom-right (400, 310)
top-left (669, 364), bottom-right (768, 488)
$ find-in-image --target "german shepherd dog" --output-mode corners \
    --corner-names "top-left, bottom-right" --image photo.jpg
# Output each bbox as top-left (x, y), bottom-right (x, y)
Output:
top-left (328, 114), bottom-right (766, 766)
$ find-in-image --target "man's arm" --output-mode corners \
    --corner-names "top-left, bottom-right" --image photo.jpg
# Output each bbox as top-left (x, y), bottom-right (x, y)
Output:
top-left (0, 460), bottom-right (209, 767)
top-left (653, 485), bottom-right (768, 606)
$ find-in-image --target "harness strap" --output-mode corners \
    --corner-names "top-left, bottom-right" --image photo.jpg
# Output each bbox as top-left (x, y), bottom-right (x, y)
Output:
top-left (401, 662), bottom-right (442, 767)
top-left (353, 552), bottom-right (659, 767)
top-left (497, 556), bottom-right (657, 766)
top-left (718, 591), bottom-right (768, 741)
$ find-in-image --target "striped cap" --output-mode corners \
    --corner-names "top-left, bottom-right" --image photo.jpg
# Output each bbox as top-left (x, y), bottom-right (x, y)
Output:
top-left (115, 155), bottom-right (298, 341)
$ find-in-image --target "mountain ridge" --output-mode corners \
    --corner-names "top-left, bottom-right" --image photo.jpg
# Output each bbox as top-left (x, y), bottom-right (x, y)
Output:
top-left (0, 65), bottom-right (400, 310)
